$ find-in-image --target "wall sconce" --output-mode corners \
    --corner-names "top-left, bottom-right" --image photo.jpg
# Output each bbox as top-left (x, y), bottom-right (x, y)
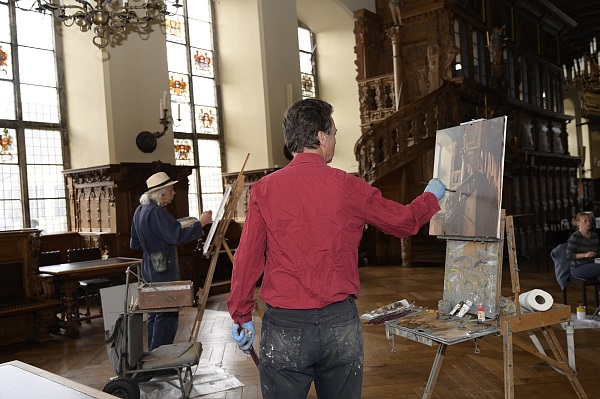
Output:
top-left (136, 91), bottom-right (180, 153)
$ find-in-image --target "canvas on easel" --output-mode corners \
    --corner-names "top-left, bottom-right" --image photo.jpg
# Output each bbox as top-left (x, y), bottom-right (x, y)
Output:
top-left (429, 116), bottom-right (507, 239)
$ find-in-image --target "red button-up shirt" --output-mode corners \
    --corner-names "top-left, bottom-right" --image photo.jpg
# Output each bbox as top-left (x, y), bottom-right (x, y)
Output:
top-left (227, 153), bottom-right (440, 325)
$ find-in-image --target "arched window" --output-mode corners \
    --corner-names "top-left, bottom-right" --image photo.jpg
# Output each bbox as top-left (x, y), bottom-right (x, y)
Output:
top-left (298, 23), bottom-right (317, 99)
top-left (166, 0), bottom-right (224, 216)
top-left (0, 2), bottom-right (68, 234)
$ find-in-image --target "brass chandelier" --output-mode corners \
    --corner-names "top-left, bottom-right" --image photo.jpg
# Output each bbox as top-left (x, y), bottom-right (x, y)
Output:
top-left (18, 0), bottom-right (180, 49)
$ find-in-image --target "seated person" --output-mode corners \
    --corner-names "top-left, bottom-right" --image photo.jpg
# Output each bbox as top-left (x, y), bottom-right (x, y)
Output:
top-left (566, 212), bottom-right (600, 282)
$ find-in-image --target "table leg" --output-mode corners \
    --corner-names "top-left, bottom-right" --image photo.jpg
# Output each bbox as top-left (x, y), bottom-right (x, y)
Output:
top-left (62, 280), bottom-right (81, 338)
top-left (423, 343), bottom-right (446, 399)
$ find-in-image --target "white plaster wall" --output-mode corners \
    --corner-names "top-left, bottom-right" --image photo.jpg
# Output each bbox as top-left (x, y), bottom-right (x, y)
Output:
top-left (215, 0), bottom-right (269, 172)
top-left (61, 26), bottom-right (110, 169)
top-left (298, 0), bottom-right (367, 173)
top-left (104, 28), bottom-right (172, 164)
top-left (61, 21), bottom-right (171, 168)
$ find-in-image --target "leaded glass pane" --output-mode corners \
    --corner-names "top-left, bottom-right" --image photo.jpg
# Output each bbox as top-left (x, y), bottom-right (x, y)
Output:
top-left (188, 169), bottom-right (199, 216)
top-left (173, 102), bottom-right (192, 133)
top-left (166, 15), bottom-right (186, 44)
top-left (0, 80), bottom-right (15, 119)
top-left (166, 2), bottom-right (185, 17)
top-left (24, 129), bottom-right (62, 165)
top-left (20, 84), bottom-right (59, 123)
top-left (201, 192), bottom-right (222, 215)
top-left (192, 48), bottom-right (213, 77)
top-left (0, 4), bottom-right (10, 42)
top-left (187, 0), bottom-right (210, 22)
top-left (198, 139), bottom-right (221, 167)
top-left (300, 51), bottom-right (313, 74)
top-left (0, 163), bottom-right (23, 230)
top-left (0, 128), bottom-right (17, 163)
top-left (18, 47), bottom-right (56, 86)
top-left (189, 19), bottom-right (212, 51)
top-left (166, 41), bottom-right (189, 74)
top-left (169, 72), bottom-right (190, 102)
top-left (25, 129), bottom-right (67, 234)
top-left (16, 8), bottom-right (53, 50)
top-left (192, 76), bottom-right (216, 106)
top-left (29, 198), bottom-right (68, 234)
top-left (174, 138), bottom-right (194, 165)
top-left (196, 106), bottom-right (218, 134)
top-left (301, 73), bottom-right (316, 98)
top-left (298, 27), bottom-right (312, 52)
top-left (0, 42), bottom-right (13, 79)
top-left (27, 165), bottom-right (65, 198)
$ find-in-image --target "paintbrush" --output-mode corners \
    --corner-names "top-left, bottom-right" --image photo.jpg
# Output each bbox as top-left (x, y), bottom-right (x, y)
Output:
top-left (421, 182), bottom-right (457, 193)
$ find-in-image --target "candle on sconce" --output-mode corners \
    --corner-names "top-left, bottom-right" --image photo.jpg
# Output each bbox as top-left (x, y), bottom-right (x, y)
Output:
top-left (563, 64), bottom-right (567, 79)
top-left (159, 100), bottom-right (163, 118)
top-left (162, 91), bottom-right (168, 110)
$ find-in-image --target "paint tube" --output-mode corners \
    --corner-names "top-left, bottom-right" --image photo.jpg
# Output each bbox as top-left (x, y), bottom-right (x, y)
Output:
top-left (456, 300), bottom-right (473, 317)
top-left (449, 301), bottom-right (464, 316)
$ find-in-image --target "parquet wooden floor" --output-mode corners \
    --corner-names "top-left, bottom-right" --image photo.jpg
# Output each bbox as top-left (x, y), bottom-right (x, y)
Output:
top-left (1, 258), bottom-right (600, 399)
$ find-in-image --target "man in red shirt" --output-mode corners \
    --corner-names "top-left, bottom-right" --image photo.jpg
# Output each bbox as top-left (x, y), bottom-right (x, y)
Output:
top-left (227, 98), bottom-right (446, 399)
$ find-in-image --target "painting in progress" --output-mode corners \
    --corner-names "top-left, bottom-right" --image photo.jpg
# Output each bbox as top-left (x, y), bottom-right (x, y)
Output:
top-left (429, 116), bottom-right (507, 239)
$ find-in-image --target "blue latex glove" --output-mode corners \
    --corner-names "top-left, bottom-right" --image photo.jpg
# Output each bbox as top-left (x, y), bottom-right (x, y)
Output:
top-left (232, 321), bottom-right (255, 352)
top-left (424, 178), bottom-right (446, 200)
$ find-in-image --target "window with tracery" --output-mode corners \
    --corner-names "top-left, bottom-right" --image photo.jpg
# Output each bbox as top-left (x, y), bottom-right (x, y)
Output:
top-left (166, 0), bottom-right (224, 217)
top-left (0, 1), bottom-right (67, 234)
top-left (298, 24), bottom-right (317, 99)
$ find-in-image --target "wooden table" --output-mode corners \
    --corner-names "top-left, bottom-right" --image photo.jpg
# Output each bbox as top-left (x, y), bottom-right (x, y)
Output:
top-left (40, 257), bottom-right (141, 337)
top-left (0, 360), bottom-right (114, 398)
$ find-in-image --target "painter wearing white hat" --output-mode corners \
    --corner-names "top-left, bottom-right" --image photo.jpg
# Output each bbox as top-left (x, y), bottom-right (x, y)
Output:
top-left (131, 171), bottom-right (213, 354)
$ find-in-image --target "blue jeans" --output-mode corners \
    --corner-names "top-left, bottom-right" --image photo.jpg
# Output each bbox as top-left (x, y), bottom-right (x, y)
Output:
top-left (259, 296), bottom-right (364, 399)
top-left (147, 311), bottom-right (179, 351)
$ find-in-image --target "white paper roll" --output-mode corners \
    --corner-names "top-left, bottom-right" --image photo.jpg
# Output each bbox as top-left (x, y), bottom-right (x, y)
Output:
top-left (519, 289), bottom-right (553, 312)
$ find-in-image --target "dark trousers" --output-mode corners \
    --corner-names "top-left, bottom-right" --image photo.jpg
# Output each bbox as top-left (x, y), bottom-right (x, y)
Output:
top-left (259, 296), bottom-right (364, 399)
top-left (147, 311), bottom-right (179, 351)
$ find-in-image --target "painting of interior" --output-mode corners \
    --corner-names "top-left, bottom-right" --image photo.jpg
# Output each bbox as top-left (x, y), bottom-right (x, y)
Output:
top-left (429, 116), bottom-right (507, 239)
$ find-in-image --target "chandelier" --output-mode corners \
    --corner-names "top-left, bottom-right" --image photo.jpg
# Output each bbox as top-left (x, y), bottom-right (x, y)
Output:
top-left (18, 0), bottom-right (180, 49)
top-left (563, 37), bottom-right (600, 92)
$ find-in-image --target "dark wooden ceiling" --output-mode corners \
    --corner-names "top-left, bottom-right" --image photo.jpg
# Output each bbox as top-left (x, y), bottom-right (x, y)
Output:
top-left (549, 0), bottom-right (600, 66)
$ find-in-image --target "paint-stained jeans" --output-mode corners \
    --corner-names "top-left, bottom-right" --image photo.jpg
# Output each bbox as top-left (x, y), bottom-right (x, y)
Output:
top-left (259, 296), bottom-right (364, 399)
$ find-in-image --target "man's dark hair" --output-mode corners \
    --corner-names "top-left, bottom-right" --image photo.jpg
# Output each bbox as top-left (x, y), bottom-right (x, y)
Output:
top-left (283, 98), bottom-right (333, 154)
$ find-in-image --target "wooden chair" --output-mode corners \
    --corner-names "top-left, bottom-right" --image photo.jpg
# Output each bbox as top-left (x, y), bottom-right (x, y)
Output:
top-left (551, 243), bottom-right (600, 309)
top-left (67, 248), bottom-right (111, 323)
top-left (39, 250), bottom-right (62, 266)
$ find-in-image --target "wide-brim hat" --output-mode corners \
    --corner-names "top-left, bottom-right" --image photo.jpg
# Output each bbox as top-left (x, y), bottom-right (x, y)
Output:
top-left (146, 172), bottom-right (178, 193)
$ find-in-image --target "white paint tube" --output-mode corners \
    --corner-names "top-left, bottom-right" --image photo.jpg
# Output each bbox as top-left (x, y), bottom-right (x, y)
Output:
top-left (456, 300), bottom-right (473, 317)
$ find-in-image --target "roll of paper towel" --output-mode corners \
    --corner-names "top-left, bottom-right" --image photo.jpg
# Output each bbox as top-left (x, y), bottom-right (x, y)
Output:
top-left (519, 289), bottom-right (553, 312)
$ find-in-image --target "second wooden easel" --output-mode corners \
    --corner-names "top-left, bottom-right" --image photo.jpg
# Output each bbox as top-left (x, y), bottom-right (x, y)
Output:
top-left (189, 154), bottom-right (249, 343)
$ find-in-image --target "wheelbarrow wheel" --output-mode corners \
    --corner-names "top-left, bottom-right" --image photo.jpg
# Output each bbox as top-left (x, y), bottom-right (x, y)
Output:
top-left (103, 376), bottom-right (140, 399)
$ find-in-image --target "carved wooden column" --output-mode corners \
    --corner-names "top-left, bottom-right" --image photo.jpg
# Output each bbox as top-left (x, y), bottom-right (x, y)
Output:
top-left (388, 25), bottom-right (403, 110)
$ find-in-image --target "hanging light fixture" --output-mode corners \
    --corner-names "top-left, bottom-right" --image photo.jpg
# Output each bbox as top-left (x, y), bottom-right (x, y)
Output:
top-left (17, 0), bottom-right (181, 49)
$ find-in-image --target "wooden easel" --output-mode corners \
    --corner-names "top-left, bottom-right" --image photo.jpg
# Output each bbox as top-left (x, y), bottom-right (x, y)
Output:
top-left (189, 154), bottom-right (249, 343)
top-left (388, 213), bottom-right (587, 399)
top-left (500, 215), bottom-right (587, 399)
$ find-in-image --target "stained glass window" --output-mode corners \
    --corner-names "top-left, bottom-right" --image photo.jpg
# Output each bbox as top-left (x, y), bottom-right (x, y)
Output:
top-left (1, 2), bottom-right (68, 234)
top-left (167, 0), bottom-right (223, 217)
top-left (298, 24), bottom-right (317, 99)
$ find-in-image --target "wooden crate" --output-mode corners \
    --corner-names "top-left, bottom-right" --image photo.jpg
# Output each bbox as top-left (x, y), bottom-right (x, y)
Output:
top-left (137, 281), bottom-right (194, 310)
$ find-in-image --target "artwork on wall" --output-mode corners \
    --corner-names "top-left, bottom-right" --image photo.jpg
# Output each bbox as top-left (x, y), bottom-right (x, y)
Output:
top-left (429, 116), bottom-right (507, 239)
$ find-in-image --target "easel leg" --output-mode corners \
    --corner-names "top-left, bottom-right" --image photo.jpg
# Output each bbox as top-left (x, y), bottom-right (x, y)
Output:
top-left (422, 343), bottom-right (446, 399)
top-left (565, 324), bottom-right (576, 371)
top-left (543, 327), bottom-right (588, 399)
top-left (503, 323), bottom-right (514, 399)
